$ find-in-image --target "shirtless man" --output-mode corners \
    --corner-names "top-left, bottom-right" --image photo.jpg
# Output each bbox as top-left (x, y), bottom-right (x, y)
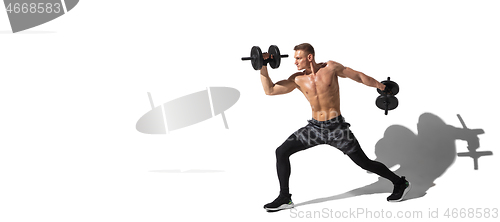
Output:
top-left (261, 43), bottom-right (411, 212)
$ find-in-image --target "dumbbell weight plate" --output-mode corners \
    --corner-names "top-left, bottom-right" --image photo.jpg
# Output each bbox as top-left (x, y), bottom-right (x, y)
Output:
top-left (375, 95), bottom-right (399, 111)
top-left (268, 45), bottom-right (281, 69)
top-left (250, 46), bottom-right (264, 70)
top-left (377, 80), bottom-right (399, 95)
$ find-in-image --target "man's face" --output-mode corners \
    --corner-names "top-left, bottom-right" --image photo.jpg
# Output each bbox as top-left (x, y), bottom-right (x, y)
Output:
top-left (294, 50), bottom-right (310, 70)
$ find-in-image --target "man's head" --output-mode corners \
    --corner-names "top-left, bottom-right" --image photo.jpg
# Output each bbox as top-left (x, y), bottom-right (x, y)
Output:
top-left (293, 43), bottom-right (315, 70)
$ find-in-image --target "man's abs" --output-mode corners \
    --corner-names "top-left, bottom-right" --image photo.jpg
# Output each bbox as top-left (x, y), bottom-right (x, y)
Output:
top-left (310, 99), bottom-right (341, 121)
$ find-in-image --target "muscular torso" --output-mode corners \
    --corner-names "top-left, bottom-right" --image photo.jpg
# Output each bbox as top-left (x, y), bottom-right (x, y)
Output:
top-left (293, 61), bottom-right (341, 121)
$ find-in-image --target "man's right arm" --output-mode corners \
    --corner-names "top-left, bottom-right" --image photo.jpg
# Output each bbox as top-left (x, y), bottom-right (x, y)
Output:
top-left (260, 66), bottom-right (298, 95)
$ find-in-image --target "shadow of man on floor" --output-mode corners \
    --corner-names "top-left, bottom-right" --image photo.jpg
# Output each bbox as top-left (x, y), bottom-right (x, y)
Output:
top-left (296, 112), bottom-right (488, 207)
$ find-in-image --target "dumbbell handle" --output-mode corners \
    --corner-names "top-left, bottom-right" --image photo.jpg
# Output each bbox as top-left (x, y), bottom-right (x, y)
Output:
top-left (384, 99), bottom-right (389, 115)
top-left (241, 54), bottom-right (288, 61)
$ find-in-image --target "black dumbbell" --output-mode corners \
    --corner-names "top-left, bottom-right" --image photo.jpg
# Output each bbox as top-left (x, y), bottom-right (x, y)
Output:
top-left (375, 77), bottom-right (399, 115)
top-left (241, 45), bottom-right (288, 70)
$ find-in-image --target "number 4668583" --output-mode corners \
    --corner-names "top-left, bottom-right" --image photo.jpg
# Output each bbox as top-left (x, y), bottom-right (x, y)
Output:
top-left (5, 3), bottom-right (62, 14)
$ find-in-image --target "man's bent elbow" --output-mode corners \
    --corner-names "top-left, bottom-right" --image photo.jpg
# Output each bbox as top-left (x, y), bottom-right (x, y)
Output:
top-left (264, 88), bottom-right (274, 96)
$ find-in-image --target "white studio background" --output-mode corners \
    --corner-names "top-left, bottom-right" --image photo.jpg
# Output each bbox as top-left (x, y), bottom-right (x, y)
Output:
top-left (0, 0), bottom-right (499, 221)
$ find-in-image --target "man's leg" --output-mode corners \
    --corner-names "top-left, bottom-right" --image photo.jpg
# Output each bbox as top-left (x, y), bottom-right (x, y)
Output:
top-left (264, 133), bottom-right (310, 211)
top-left (347, 148), bottom-right (411, 202)
top-left (276, 133), bottom-right (310, 195)
top-left (347, 148), bottom-right (400, 183)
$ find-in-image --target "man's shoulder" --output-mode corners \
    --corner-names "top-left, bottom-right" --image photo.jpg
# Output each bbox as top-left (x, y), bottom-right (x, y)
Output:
top-left (289, 72), bottom-right (304, 80)
top-left (287, 72), bottom-right (304, 87)
top-left (325, 61), bottom-right (346, 75)
top-left (325, 60), bottom-right (343, 68)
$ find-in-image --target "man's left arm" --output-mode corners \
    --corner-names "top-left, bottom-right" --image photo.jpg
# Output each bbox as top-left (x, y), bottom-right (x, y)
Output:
top-left (334, 63), bottom-right (386, 91)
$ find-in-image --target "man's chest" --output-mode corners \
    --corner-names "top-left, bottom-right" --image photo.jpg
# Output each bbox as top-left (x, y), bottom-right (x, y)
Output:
top-left (295, 72), bottom-right (335, 95)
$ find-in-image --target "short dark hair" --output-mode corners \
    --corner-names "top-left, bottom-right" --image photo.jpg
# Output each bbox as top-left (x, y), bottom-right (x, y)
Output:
top-left (294, 43), bottom-right (315, 56)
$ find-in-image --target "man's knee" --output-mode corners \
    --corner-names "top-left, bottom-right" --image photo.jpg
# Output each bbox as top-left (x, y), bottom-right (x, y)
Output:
top-left (275, 138), bottom-right (303, 160)
top-left (348, 150), bottom-right (373, 170)
top-left (358, 160), bottom-right (374, 171)
top-left (275, 145), bottom-right (289, 160)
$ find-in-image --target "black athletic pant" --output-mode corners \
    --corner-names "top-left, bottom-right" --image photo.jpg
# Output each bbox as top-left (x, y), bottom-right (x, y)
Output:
top-left (275, 133), bottom-right (401, 195)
